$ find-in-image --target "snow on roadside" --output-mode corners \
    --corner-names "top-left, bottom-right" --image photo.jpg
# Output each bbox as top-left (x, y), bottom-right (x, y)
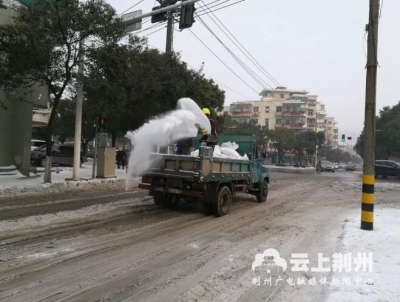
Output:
top-left (328, 181), bottom-right (400, 193)
top-left (0, 161), bottom-right (139, 197)
top-left (0, 197), bottom-right (153, 236)
top-left (325, 207), bottom-right (400, 302)
top-left (266, 165), bottom-right (316, 170)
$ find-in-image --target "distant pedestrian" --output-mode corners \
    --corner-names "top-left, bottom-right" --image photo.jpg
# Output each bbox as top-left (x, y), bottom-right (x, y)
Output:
top-left (116, 149), bottom-right (127, 169)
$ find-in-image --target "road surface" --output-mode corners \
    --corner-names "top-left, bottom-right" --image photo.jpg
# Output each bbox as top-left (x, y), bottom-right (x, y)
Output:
top-left (0, 171), bottom-right (398, 301)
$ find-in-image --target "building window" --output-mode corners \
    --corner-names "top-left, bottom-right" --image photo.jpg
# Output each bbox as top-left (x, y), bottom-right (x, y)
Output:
top-left (265, 106), bottom-right (270, 113)
top-left (308, 110), bottom-right (314, 115)
top-left (253, 106), bottom-right (259, 113)
top-left (265, 118), bottom-right (269, 126)
top-left (276, 106), bottom-right (282, 112)
top-left (280, 93), bottom-right (284, 99)
top-left (276, 119), bottom-right (281, 125)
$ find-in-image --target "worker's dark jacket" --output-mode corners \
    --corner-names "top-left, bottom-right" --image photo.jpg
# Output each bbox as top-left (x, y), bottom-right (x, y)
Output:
top-left (200, 118), bottom-right (218, 144)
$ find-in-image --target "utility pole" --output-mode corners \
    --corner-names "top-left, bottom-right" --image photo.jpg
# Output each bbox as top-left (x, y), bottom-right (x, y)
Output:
top-left (361, 0), bottom-right (380, 231)
top-left (72, 38), bottom-right (85, 181)
top-left (166, 10), bottom-right (174, 54)
top-left (92, 124), bottom-right (98, 179)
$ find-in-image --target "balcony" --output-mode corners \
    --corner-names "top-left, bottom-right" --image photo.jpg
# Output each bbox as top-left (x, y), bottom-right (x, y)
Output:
top-left (283, 123), bottom-right (306, 130)
top-left (282, 111), bottom-right (307, 117)
top-left (230, 112), bottom-right (252, 117)
top-left (231, 106), bottom-right (252, 113)
top-left (252, 112), bottom-right (260, 117)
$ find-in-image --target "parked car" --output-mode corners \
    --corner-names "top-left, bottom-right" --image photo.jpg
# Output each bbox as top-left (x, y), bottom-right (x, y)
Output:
top-left (333, 162), bottom-right (339, 169)
top-left (316, 160), bottom-right (335, 172)
top-left (345, 163), bottom-right (356, 171)
top-left (375, 160), bottom-right (400, 179)
top-left (31, 145), bottom-right (88, 167)
top-left (31, 139), bottom-right (46, 151)
top-left (338, 162), bottom-right (346, 169)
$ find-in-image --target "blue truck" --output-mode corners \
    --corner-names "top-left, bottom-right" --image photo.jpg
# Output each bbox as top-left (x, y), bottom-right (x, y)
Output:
top-left (138, 134), bottom-right (269, 217)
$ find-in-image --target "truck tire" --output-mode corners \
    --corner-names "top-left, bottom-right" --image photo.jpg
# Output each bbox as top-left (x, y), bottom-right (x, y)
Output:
top-left (256, 180), bottom-right (268, 203)
top-left (213, 186), bottom-right (232, 217)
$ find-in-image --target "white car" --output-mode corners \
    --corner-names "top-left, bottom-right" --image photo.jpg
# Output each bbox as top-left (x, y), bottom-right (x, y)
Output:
top-left (333, 162), bottom-right (339, 169)
top-left (31, 140), bottom-right (46, 151)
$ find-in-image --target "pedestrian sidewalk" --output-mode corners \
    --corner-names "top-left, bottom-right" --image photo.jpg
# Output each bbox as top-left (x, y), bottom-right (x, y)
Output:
top-left (0, 160), bottom-right (138, 196)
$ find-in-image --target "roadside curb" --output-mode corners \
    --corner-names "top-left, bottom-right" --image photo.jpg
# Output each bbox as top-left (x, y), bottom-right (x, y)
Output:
top-left (266, 166), bottom-right (316, 175)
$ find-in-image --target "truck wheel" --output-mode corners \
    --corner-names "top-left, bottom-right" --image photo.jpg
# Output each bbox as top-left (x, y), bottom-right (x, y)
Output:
top-left (257, 180), bottom-right (268, 203)
top-left (213, 186), bottom-right (232, 217)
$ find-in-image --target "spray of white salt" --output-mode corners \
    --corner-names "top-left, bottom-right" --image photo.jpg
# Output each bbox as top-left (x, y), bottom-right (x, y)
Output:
top-left (125, 98), bottom-right (210, 190)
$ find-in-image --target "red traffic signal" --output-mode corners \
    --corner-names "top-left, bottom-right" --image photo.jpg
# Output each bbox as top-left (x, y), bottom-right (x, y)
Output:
top-left (98, 117), bottom-right (107, 131)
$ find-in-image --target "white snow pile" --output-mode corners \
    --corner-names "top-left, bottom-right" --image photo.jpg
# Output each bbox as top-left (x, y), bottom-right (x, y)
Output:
top-left (190, 141), bottom-right (249, 160)
top-left (329, 181), bottom-right (400, 193)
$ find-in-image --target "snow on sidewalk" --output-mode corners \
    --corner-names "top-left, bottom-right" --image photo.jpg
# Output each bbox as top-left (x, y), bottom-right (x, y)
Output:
top-left (325, 207), bottom-right (400, 301)
top-left (0, 161), bottom-right (138, 196)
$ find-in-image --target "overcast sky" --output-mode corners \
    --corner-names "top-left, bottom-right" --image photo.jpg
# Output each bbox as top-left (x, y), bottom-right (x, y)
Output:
top-left (107, 0), bottom-right (400, 138)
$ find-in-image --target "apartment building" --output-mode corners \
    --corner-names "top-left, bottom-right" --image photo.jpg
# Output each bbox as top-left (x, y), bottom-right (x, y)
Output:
top-left (324, 117), bottom-right (339, 148)
top-left (222, 87), bottom-right (339, 148)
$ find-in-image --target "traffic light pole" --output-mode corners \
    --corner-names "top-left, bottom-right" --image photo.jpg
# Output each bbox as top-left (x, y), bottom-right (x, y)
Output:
top-left (72, 37), bottom-right (85, 181)
top-left (361, 0), bottom-right (379, 231)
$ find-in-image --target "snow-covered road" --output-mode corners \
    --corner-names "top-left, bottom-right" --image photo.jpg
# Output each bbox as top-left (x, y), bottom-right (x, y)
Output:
top-left (0, 172), bottom-right (399, 301)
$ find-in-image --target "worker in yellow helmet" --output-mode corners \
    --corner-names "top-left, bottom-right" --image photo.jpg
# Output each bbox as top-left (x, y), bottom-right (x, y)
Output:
top-left (200, 108), bottom-right (218, 149)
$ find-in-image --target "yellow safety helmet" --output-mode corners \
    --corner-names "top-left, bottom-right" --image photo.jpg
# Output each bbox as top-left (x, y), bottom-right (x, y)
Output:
top-left (202, 108), bottom-right (211, 115)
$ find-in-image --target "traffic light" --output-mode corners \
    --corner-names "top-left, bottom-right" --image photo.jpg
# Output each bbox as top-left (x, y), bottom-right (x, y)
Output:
top-left (151, 5), bottom-right (168, 23)
top-left (98, 117), bottom-right (107, 132)
top-left (179, 0), bottom-right (196, 30)
top-left (341, 134), bottom-right (345, 143)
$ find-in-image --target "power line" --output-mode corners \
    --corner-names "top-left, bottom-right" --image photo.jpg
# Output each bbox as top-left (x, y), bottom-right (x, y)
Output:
top-left (196, 5), bottom-right (272, 89)
top-left (199, 0), bottom-right (282, 87)
top-left (196, 0), bottom-right (232, 14)
top-left (135, 21), bottom-right (165, 34)
top-left (119, 0), bottom-right (145, 16)
top-left (148, 42), bottom-right (252, 100)
top-left (195, 15), bottom-right (271, 90)
top-left (188, 29), bottom-right (259, 94)
top-left (196, 0), bottom-right (245, 17)
top-left (144, 25), bottom-right (166, 37)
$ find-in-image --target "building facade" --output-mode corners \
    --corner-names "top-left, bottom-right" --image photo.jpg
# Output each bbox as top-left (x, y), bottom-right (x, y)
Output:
top-left (222, 87), bottom-right (339, 148)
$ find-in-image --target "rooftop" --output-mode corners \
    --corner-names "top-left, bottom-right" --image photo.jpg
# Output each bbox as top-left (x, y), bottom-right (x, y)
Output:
top-left (259, 87), bottom-right (309, 96)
